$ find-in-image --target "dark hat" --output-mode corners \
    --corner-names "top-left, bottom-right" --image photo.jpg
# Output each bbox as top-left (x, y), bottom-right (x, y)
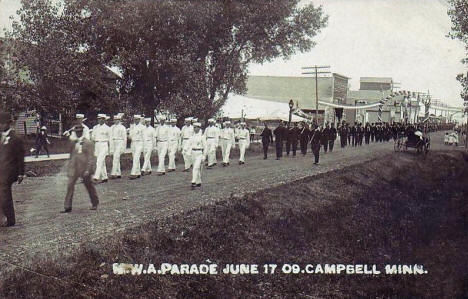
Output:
top-left (0, 112), bottom-right (11, 124)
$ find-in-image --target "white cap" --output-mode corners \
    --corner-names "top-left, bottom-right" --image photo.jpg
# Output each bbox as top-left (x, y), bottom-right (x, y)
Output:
top-left (157, 115), bottom-right (166, 121)
top-left (105, 115), bottom-right (111, 120)
top-left (144, 117), bottom-right (151, 122)
top-left (192, 118), bottom-right (198, 122)
top-left (208, 118), bottom-right (215, 123)
top-left (97, 113), bottom-right (107, 119)
top-left (224, 121), bottom-right (231, 125)
top-left (133, 114), bottom-right (142, 119)
top-left (193, 122), bottom-right (201, 127)
top-left (170, 118), bottom-right (177, 122)
top-left (40, 126), bottom-right (47, 130)
top-left (114, 113), bottom-right (123, 120)
top-left (240, 122), bottom-right (246, 125)
top-left (76, 113), bottom-right (85, 119)
top-left (184, 117), bottom-right (192, 122)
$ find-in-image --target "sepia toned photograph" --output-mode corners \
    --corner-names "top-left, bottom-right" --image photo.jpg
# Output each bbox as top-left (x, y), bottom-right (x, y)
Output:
top-left (0, 0), bottom-right (467, 298)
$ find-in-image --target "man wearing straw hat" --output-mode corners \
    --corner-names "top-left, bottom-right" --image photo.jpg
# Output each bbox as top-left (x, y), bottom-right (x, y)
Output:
top-left (220, 121), bottom-right (235, 166)
top-left (237, 122), bottom-right (250, 165)
top-left (142, 117), bottom-right (155, 175)
top-left (167, 118), bottom-right (180, 172)
top-left (129, 114), bottom-right (145, 179)
top-left (64, 113), bottom-right (90, 140)
top-left (62, 124), bottom-right (99, 213)
top-left (155, 115), bottom-right (170, 175)
top-left (204, 118), bottom-right (219, 168)
top-left (188, 122), bottom-right (207, 189)
top-left (180, 117), bottom-right (194, 171)
top-left (92, 113), bottom-right (111, 183)
top-left (109, 113), bottom-right (127, 179)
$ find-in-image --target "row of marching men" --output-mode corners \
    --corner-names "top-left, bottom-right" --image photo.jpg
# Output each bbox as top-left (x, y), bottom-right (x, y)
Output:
top-left (64, 113), bottom-right (250, 189)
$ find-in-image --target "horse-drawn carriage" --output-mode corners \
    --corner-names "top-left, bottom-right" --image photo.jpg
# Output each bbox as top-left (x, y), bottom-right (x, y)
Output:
top-left (394, 130), bottom-right (430, 154)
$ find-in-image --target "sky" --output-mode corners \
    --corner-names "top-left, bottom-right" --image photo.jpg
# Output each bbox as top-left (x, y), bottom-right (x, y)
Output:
top-left (1, 0), bottom-right (466, 107)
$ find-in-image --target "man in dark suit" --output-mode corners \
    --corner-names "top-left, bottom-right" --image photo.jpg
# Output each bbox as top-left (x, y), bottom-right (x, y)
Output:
top-left (285, 126), bottom-right (291, 156)
top-left (273, 121), bottom-right (286, 160)
top-left (321, 123), bottom-right (330, 153)
top-left (259, 122), bottom-right (273, 159)
top-left (34, 126), bottom-right (50, 158)
top-left (0, 112), bottom-right (25, 227)
top-left (328, 123), bottom-right (337, 152)
top-left (309, 124), bottom-right (322, 164)
top-left (289, 122), bottom-right (300, 157)
top-left (299, 122), bottom-right (310, 156)
top-left (62, 124), bottom-right (99, 213)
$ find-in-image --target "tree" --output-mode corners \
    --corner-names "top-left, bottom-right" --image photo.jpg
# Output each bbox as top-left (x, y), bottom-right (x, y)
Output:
top-left (6, 0), bottom-right (119, 126)
top-left (448, 0), bottom-right (468, 99)
top-left (70, 0), bottom-right (328, 121)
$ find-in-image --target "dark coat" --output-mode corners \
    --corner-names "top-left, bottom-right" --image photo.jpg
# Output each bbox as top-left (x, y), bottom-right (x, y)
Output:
top-left (289, 127), bottom-right (301, 142)
top-left (67, 139), bottom-right (95, 178)
top-left (273, 126), bottom-right (286, 144)
top-left (310, 129), bottom-right (322, 145)
top-left (320, 128), bottom-right (330, 144)
top-left (0, 130), bottom-right (25, 185)
top-left (260, 127), bottom-right (273, 143)
top-left (299, 127), bottom-right (310, 141)
top-left (328, 127), bottom-right (337, 140)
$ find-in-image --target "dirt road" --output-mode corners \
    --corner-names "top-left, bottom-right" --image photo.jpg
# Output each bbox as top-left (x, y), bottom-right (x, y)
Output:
top-left (0, 132), bottom-right (457, 271)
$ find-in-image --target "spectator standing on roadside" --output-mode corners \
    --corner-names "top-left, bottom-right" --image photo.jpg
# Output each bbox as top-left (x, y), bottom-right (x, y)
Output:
top-left (34, 126), bottom-right (50, 158)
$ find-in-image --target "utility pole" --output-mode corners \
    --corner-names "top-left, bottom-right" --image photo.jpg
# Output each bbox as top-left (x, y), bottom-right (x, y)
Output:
top-left (302, 65), bottom-right (331, 126)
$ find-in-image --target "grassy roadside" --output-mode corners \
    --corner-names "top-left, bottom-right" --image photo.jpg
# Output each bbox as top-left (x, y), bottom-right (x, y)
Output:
top-left (2, 150), bottom-right (467, 298)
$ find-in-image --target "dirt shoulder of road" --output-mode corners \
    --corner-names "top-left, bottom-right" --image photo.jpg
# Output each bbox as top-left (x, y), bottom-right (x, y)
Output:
top-left (1, 150), bottom-right (467, 298)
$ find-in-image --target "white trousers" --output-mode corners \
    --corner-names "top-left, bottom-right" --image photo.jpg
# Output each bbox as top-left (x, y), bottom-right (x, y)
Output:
top-left (131, 141), bottom-right (143, 176)
top-left (142, 141), bottom-right (153, 172)
top-left (168, 141), bottom-right (178, 170)
top-left (93, 142), bottom-right (108, 180)
top-left (157, 141), bottom-right (168, 173)
top-left (239, 140), bottom-right (248, 162)
top-left (206, 139), bottom-right (217, 166)
top-left (111, 140), bottom-right (125, 176)
top-left (221, 140), bottom-right (233, 164)
top-left (182, 139), bottom-right (192, 170)
top-left (191, 150), bottom-right (203, 184)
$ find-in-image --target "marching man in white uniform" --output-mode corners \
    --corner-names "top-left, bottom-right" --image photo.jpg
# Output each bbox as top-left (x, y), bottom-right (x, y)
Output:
top-left (220, 121), bottom-right (236, 166)
top-left (204, 118), bottom-right (220, 168)
top-left (180, 117), bottom-right (194, 172)
top-left (168, 118), bottom-right (180, 172)
top-left (236, 122), bottom-right (250, 165)
top-left (188, 122), bottom-right (207, 189)
top-left (155, 115), bottom-right (170, 175)
top-left (92, 114), bottom-right (111, 183)
top-left (109, 113), bottom-right (127, 179)
top-left (64, 113), bottom-right (91, 141)
top-left (129, 115), bottom-right (145, 180)
top-left (142, 117), bottom-right (156, 175)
